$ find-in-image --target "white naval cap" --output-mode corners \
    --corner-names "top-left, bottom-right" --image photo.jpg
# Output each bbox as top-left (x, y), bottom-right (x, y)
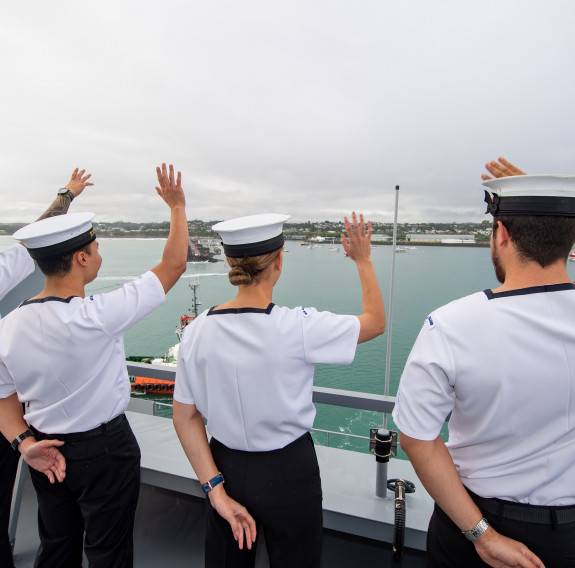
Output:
top-left (212, 213), bottom-right (291, 257)
top-left (483, 175), bottom-right (575, 217)
top-left (13, 212), bottom-right (96, 259)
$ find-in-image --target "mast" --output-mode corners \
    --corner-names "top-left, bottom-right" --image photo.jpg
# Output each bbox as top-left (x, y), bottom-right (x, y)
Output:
top-left (189, 282), bottom-right (200, 317)
top-left (383, 185), bottom-right (400, 429)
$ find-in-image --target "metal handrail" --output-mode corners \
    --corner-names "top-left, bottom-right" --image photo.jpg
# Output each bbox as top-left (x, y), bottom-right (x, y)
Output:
top-left (127, 362), bottom-right (397, 416)
top-left (127, 361), bottom-right (397, 452)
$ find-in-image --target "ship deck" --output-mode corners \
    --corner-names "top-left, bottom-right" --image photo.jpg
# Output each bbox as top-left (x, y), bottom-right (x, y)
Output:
top-left (1, 251), bottom-right (433, 566)
top-left (11, 403), bottom-right (431, 567)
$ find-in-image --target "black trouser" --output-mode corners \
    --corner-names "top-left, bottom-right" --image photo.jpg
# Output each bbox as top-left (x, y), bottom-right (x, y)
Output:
top-left (206, 432), bottom-right (323, 568)
top-left (0, 435), bottom-right (20, 568)
top-left (30, 414), bottom-right (141, 568)
top-left (427, 491), bottom-right (575, 567)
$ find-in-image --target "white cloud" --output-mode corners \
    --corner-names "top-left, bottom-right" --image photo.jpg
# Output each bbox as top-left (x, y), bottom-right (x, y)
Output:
top-left (2, 0), bottom-right (574, 224)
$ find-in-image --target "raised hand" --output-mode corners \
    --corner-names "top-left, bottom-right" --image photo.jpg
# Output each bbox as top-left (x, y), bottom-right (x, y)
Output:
top-left (65, 168), bottom-right (94, 198)
top-left (481, 157), bottom-right (526, 181)
top-left (20, 438), bottom-right (66, 483)
top-left (341, 212), bottom-right (372, 263)
top-left (155, 163), bottom-right (186, 209)
top-left (36, 167), bottom-right (94, 221)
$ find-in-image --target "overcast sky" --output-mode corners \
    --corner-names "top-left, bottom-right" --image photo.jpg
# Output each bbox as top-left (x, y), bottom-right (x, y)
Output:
top-left (2, 1), bottom-right (574, 225)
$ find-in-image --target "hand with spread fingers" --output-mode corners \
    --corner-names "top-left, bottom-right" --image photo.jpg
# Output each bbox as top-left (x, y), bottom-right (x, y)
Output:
top-left (150, 163), bottom-right (188, 293)
top-left (36, 167), bottom-right (95, 221)
top-left (20, 438), bottom-right (66, 484)
top-left (481, 157), bottom-right (526, 181)
top-left (341, 212), bottom-right (372, 263)
top-left (340, 211), bottom-right (385, 344)
top-left (208, 488), bottom-right (257, 550)
top-left (65, 168), bottom-right (94, 198)
top-left (155, 163), bottom-right (186, 209)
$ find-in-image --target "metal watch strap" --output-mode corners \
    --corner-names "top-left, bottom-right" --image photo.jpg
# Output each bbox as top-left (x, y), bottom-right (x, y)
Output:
top-left (58, 188), bottom-right (74, 201)
top-left (462, 517), bottom-right (490, 541)
top-left (201, 472), bottom-right (225, 495)
top-left (11, 429), bottom-right (35, 451)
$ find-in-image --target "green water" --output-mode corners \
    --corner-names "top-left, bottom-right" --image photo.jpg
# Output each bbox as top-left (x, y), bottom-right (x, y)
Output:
top-left (88, 238), bottom-right (497, 455)
top-left (5, 236), bottom-right (575, 455)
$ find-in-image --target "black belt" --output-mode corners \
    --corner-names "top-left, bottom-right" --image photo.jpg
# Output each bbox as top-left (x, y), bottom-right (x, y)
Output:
top-left (31, 413), bottom-right (126, 442)
top-left (468, 489), bottom-right (575, 526)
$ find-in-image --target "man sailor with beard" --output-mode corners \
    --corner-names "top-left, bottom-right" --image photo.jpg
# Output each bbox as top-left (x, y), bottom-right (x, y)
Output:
top-left (393, 171), bottom-right (575, 567)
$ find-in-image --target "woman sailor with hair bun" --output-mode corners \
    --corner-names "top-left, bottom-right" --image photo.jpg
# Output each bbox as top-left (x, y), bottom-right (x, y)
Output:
top-left (173, 212), bottom-right (386, 568)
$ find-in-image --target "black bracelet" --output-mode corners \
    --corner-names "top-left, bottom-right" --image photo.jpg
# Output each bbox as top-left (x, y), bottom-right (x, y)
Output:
top-left (11, 429), bottom-right (35, 451)
top-left (57, 188), bottom-right (75, 201)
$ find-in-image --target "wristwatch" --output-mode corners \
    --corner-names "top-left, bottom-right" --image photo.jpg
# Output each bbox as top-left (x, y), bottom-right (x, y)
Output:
top-left (462, 517), bottom-right (490, 541)
top-left (201, 472), bottom-right (225, 495)
top-left (11, 429), bottom-right (35, 451)
top-left (58, 187), bottom-right (75, 201)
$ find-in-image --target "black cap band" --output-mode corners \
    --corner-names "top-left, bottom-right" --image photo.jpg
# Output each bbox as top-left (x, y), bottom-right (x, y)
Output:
top-left (484, 191), bottom-right (575, 217)
top-left (222, 234), bottom-right (285, 258)
top-left (27, 228), bottom-right (96, 259)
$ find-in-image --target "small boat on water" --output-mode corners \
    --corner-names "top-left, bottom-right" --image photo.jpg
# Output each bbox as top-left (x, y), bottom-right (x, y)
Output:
top-left (128, 283), bottom-right (201, 395)
top-left (569, 250), bottom-right (575, 261)
top-left (130, 375), bottom-right (174, 395)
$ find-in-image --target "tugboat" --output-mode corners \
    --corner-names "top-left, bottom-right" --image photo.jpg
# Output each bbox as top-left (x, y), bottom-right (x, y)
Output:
top-left (129, 282), bottom-right (201, 395)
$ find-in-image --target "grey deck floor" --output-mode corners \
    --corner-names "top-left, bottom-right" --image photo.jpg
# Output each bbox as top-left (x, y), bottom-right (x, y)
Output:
top-left (13, 470), bottom-right (425, 567)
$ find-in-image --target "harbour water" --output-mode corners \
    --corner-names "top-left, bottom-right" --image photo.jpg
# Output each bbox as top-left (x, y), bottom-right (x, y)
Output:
top-left (4, 235), bottom-right (575, 454)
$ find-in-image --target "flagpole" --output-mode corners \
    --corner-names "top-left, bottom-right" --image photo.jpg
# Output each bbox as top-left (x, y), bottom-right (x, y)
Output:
top-left (383, 185), bottom-right (399, 429)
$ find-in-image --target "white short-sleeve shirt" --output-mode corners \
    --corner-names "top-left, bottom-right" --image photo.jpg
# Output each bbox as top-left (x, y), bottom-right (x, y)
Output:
top-left (392, 284), bottom-right (575, 506)
top-left (0, 271), bottom-right (165, 433)
top-left (175, 304), bottom-right (360, 451)
top-left (0, 244), bottom-right (35, 313)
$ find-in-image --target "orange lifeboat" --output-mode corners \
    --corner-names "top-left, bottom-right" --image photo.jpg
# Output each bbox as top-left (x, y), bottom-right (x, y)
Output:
top-left (130, 376), bottom-right (174, 395)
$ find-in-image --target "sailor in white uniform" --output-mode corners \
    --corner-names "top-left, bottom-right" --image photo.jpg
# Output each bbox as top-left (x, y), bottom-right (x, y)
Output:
top-left (173, 212), bottom-right (386, 568)
top-left (393, 172), bottom-right (575, 567)
top-left (0, 164), bottom-right (188, 568)
top-left (0, 169), bottom-right (92, 568)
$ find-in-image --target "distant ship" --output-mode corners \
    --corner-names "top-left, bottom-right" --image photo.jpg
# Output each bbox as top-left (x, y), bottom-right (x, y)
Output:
top-left (187, 236), bottom-right (222, 262)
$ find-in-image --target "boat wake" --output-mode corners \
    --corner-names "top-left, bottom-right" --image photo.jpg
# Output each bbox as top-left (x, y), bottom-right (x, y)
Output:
top-left (182, 273), bottom-right (227, 279)
top-left (95, 273), bottom-right (227, 282)
top-left (96, 275), bottom-right (140, 281)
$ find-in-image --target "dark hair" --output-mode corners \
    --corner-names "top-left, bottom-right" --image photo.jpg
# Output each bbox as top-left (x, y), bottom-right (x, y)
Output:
top-left (494, 215), bottom-right (575, 267)
top-left (36, 243), bottom-right (92, 277)
top-left (227, 249), bottom-right (282, 286)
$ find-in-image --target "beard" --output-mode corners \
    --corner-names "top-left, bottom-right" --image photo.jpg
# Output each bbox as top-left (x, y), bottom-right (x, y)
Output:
top-left (491, 244), bottom-right (505, 284)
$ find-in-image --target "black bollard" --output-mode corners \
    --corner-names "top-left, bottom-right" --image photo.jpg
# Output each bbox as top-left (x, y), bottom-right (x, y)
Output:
top-left (372, 428), bottom-right (393, 497)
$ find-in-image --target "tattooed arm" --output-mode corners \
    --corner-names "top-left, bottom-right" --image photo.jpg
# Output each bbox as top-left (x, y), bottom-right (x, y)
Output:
top-left (36, 168), bottom-right (94, 221)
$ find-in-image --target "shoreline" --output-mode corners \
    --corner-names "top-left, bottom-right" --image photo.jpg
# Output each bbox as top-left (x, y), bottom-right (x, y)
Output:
top-left (369, 240), bottom-right (490, 248)
top-left (287, 238), bottom-right (490, 248)
top-left (0, 234), bottom-right (491, 248)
